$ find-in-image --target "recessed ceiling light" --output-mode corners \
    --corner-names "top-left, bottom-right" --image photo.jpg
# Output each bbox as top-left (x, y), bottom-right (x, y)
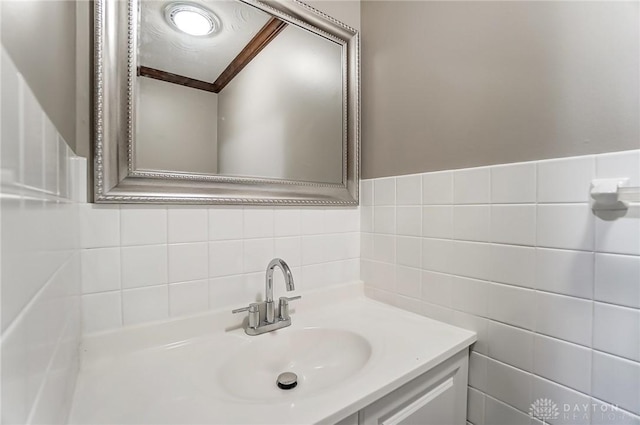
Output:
top-left (165, 3), bottom-right (221, 37)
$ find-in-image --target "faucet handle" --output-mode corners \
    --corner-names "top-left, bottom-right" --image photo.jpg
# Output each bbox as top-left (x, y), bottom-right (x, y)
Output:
top-left (278, 296), bottom-right (301, 321)
top-left (280, 295), bottom-right (301, 303)
top-left (232, 303), bottom-right (260, 329)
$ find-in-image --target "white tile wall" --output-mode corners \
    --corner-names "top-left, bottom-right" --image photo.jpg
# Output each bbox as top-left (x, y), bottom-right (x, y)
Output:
top-left (1, 50), bottom-right (82, 424)
top-left (80, 206), bottom-right (360, 333)
top-left (361, 150), bottom-right (640, 425)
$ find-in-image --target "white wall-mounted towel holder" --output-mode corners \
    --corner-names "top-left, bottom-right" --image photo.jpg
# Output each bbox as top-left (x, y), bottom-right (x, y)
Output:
top-left (591, 178), bottom-right (640, 211)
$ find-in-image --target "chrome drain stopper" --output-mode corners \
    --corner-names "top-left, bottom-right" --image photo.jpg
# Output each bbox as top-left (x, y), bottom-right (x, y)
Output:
top-left (276, 372), bottom-right (298, 390)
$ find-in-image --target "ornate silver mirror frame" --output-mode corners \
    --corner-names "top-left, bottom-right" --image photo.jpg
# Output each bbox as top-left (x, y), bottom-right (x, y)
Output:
top-left (93, 0), bottom-right (359, 205)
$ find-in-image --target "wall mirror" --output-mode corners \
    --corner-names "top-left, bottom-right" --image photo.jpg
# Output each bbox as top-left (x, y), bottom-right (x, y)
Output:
top-left (94, 0), bottom-right (359, 205)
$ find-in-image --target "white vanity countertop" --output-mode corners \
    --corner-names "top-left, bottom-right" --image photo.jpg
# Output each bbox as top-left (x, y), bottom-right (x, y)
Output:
top-left (69, 283), bottom-right (476, 425)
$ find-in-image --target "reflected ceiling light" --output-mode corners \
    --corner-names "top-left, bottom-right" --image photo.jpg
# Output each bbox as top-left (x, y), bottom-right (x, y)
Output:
top-left (165, 3), bottom-right (221, 37)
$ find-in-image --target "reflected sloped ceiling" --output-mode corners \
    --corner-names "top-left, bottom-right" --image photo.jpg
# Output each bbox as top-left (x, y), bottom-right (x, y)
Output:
top-left (138, 0), bottom-right (271, 82)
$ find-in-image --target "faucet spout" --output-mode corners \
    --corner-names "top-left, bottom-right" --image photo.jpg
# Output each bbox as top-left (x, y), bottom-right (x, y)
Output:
top-left (265, 258), bottom-right (294, 323)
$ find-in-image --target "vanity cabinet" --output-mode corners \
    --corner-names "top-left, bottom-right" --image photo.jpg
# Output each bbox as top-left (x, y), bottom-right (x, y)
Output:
top-left (335, 349), bottom-right (469, 425)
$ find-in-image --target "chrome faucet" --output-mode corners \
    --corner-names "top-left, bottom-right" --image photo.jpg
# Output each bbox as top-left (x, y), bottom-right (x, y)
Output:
top-left (232, 258), bottom-right (301, 336)
top-left (265, 258), bottom-right (294, 323)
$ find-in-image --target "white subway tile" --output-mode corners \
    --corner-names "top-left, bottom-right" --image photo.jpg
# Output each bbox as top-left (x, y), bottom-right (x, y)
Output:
top-left (395, 266), bottom-right (421, 298)
top-left (274, 209), bottom-right (301, 237)
top-left (243, 208), bottom-right (274, 239)
top-left (491, 162), bottom-right (536, 204)
top-left (360, 232), bottom-right (373, 260)
top-left (325, 208), bottom-right (359, 233)
top-left (57, 136), bottom-right (69, 198)
top-left (324, 260), bottom-right (354, 286)
top-left (487, 321), bottom-right (534, 371)
top-left (450, 276), bottom-right (489, 317)
top-left (208, 207), bottom-right (243, 240)
top-left (467, 388), bottom-right (485, 425)
top-left (1, 50), bottom-right (21, 182)
top-left (301, 235), bottom-right (327, 265)
top-left (366, 260), bottom-right (396, 292)
top-left (490, 244), bottom-right (535, 288)
top-left (208, 275), bottom-right (249, 310)
top-left (275, 237), bottom-right (301, 267)
top-left (22, 82), bottom-right (44, 189)
top-left (450, 311), bottom-right (489, 355)
top-left (301, 263), bottom-right (328, 290)
top-left (120, 206), bottom-right (167, 246)
top-left (593, 302), bottom-right (640, 362)
top-left (208, 241), bottom-right (243, 277)
top-left (534, 291), bottom-right (592, 346)
top-left (69, 156), bottom-right (88, 202)
top-left (325, 233), bottom-right (359, 262)
top-left (537, 204), bottom-right (594, 251)
top-left (592, 351), bottom-right (640, 415)
top-left (485, 358), bottom-right (532, 412)
top-left (490, 205), bottom-right (536, 246)
top-left (42, 117), bottom-right (58, 194)
top-left (533, 334), bottom-right (591, 394)
top-left (374, 177), bottom-right (396, 205)
top-left (484, 395), bottom-right (530, 425)
top-left (169, 280), bottom-right (208, 317)
top-left (121, 245), bottom-right (168, 289)
top-left (422, 171), bottom-right (453, 205)
top-left (373, 206), bottom-right (395, 234)
top-left (361, 180), bottom-right (374, 206)
top-left (422, 206), bottom-right (452, 239)
top-left (469, 352), bottom-right (488, 392)
top-left (594, 253), bottom-right (640, 308)
top-left (396, 175), bottom-right (422, 205)
top-left (373, 234), bottom-right (396, 264)
top-left (451, 241), bottom-right (492, 281)
top-left (81, 292), bottom-right (122, 333)
top-left (80, 204), bottom-right (120, 248)
top-left (590, 398), bottom-right (640, 425)
top-left (168, 242), bottom-right (208, 283)
top-left (531, 376), bottom-right (591, 425)
top-left (536, 248), bottom-right (594, 299)
top-left (299, 208), bottom-right (325, 235)
top-left (81, 248), bottom-right (120, 293)
top-left (122, 285), bottom-right (169, 326)
top-left (396, 206), bottom-right (421, 236)
top-left (396, 236), bottom-right (421, 268)
top-left (422, 238), bottom-right (452, 274)
top-left (421, 271), bottom-right (452, 307)
top-left (419, 301), bottom-right (454, 323)
top-left (595, 211), bottom-right (640, 255)
top-left (596, 150), bottom-right (640, 186)
top-left (537, 156), bottom-right (595, 203)
top-left (360, 206), bottom-right (373, 233)
top-left (242, 238), bottom-right (274, 273)
top-left (454, 205), bottom-right (490, 242)
top-left (167, 208), bottom-right (207, 243)
top-left (487, 282), bottom-right (535, 329)
top-left (453, 167), bottom-right (491, 205)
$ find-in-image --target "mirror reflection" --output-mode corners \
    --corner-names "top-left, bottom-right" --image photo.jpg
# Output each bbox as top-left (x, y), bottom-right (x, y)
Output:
top-left (135, 0), bottom-right (344, 184)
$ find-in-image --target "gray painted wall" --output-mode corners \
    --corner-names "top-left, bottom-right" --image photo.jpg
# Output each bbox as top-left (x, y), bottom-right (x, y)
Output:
top-left (1, 0), bottom-right (77, 151)
top-left (361, 1), bottom-right (640, 179)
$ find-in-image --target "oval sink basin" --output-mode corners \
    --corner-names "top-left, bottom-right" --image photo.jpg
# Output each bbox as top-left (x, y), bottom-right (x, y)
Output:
top-left (218, 328), bottom-right (372, 401)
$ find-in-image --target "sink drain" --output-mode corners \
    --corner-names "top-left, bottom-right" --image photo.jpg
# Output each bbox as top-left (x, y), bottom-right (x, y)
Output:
top-left (276, 372), bottom-right (298, 390)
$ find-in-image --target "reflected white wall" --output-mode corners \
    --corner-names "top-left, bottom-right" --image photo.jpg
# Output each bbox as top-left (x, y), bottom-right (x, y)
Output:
top-left (136, 78), bottom-right (218, 174)
top-left (217, 25), bottom-right (343, 184)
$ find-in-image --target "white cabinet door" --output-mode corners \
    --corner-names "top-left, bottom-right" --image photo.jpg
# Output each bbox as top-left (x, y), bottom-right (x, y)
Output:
top-left (361, 349), bottom-right (469, 425)
top-left (335, 412), bottom-right (360, 425)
